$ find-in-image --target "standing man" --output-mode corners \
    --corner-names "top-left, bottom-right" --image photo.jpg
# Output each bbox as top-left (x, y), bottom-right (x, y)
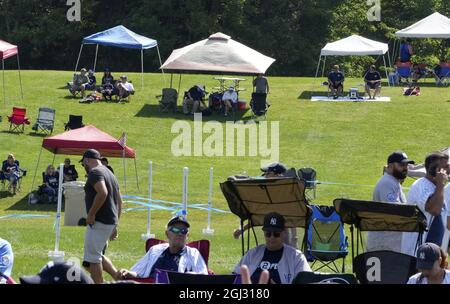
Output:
top-left (80, 149), bottom-right (123, 283)
top-left (366, 151), bottom-right (415, 253)
top-left (400, 39), bottom-right (413, 63)
top-left (253, 74), bottom-right (270, 94)
top-left (402, 152), bottom-right (450, 256)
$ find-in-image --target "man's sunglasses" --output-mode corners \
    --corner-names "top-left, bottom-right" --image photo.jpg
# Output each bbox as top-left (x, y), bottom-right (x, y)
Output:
top-left (168, 226), bottom-right (189, 235)
top-left (264, 231), bottom-right (281, 238)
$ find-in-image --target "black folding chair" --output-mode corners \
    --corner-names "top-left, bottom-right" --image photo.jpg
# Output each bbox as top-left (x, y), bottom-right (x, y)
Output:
top-left (292, 271), bottom-right (357, 284)
top-left (64, 115), bottom-right (84, 131)
top-left (157, 88), bottom-right (178, 113)
top-left (250, 93), bottom-right (268, 119)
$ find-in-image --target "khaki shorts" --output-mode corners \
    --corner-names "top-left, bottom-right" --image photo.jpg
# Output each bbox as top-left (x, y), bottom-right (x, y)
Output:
top-left (83, 221), bottom-right (116, 264)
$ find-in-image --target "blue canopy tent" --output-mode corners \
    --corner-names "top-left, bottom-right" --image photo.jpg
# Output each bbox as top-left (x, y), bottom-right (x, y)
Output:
top-left (74, 25), bottom-right (163, 88)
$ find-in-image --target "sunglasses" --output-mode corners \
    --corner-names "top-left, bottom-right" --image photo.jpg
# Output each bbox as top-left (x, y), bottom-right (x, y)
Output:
top-left (264, 231), bottom-right (281, 238)
top-left (168, 226), bottom-right (189, 235)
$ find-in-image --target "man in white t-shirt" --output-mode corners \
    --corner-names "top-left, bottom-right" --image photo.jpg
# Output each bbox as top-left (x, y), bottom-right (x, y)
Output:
top-left (116, 75), bottom-right (135, 102)
top-left (222, 86), bottom-right (238, 117)
top-left (402, 152), bottom-right (450, 256)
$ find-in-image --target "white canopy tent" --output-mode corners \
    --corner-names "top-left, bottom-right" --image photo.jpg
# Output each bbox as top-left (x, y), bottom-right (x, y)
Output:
top-left (395, 12), bottom-right (450, 39)
top-left (315, 35), bottom-right (391, 86)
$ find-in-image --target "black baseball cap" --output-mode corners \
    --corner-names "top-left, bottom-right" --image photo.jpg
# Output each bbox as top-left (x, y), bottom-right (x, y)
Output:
top-left (20, 261), bottom-right (93, 284)
top-left (261, 162), bottom-right (288, 175)
top-left (79, 149), bottom-right (102, 163)
top-left (416, 243), bottom-right (441, 270)
top-left (387, 151), bottom-right (415, 165)
top-left (167, 216), bottom-right (190, 228)
top-left (262, 212), bottom-right (285, 232)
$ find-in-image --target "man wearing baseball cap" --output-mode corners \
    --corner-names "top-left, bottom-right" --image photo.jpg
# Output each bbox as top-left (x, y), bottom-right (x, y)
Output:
top-left (260, 162), bottom-right (288, 177)
top-left (234, 212), bottom-right (311, 284)
top-left (402, 151), bottom-right (450, 256)
top-left (366, 151), bottom-right (414, 253)
top-left (117, 216), bottom-right (207, 280)
top-left (80, 149), bottom-right (123, 283)
top-left (407, 243), bottom-right (450, 284)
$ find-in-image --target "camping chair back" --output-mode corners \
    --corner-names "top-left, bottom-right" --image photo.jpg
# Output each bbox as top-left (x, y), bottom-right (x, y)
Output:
top-left (306, 205), bottom-right (348, 272)
top-left (65, 115), bottom-right (84, 130)
top-left (353, 250), bottom-right (417, 284)
top-left (34, 108), bottom-right (55, 133)
top-left (298, 167), bottom-right (317, 200)
top-left (439, 65), bottom-right (450, 78)
top-left (8, 107), bottom-right (30, 132)
top-left (292, 271), bottom-right (357, 284)
top-left (145, 238), bottom-right (210, 266)
top-left (158, 88), bottom-right (178, 112)
top-left (155, 270), bottom-right (240, 284)
top-left (251, 93), bottom-right (267, 117)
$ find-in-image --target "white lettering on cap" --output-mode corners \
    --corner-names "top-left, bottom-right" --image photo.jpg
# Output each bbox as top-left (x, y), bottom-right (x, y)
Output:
top-left (270, 218), bottom-right (277, 225)
top-left (419, 252), bottom-right (426, 260)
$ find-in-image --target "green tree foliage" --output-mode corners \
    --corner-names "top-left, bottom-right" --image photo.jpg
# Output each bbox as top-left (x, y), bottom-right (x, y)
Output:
top-left (0, 0), bottom-right (448, 76)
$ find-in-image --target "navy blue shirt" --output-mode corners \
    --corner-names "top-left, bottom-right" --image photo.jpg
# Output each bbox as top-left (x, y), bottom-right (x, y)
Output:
top-left (188, 86), bottom-right (205, 101)
top-left (251, 248), bottom-right (283, 284)
top-left (44, 172), bottom-right (59, 189)
top-left (365, 71), bottom-right (381, 81)
top-left (328, 71), bottom-right (344, 83)
top-left (149, 247), bottom-right (183, 279)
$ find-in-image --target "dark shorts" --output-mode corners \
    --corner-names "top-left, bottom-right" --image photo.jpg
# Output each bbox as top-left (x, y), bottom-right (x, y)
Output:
top-left (329, 82), bottom-right (343, 90)
top-left (367, 82), bottom-right (380, 89)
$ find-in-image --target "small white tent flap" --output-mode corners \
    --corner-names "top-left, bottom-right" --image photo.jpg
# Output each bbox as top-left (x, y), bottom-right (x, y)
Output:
top-left (160, 32), bottom-right (275, 74)
top-left (320, 35), bottom-right (389, 56)
top-left (395, 12), bottom-right (450, 39)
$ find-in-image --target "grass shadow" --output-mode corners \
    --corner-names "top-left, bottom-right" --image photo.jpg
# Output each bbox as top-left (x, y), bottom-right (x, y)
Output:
top-left (28, 132), bottom-right (48, 138)
top-left (6, 193), bottom-right (64, 212)
top-left (298, 91), bottom-right (326, 100)
top-left (0, 130), bottom-right (26, 135)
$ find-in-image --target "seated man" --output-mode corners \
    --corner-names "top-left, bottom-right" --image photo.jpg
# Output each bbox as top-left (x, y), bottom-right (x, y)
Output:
top-left (182, 85), bottom-right (207, 115)
top-left (85, 69), bottom-right (97, 90)
top-left (364, 65), bottom-right (382, 99)
top-left (328, 65), bottom-right (344, 99)
top-left (62, 158), bottom-right (78, 182)
top-left (116, 75), bottom-right (135, 102)
top-left (117, 216), bottom-right (208, 280)
top-left (1, 154), bottom-right (21, 194)
top-left (0, 237), bottom-right (14, 281)
top-left (69, 68), bottom-right (90, 98)
top-left (222, 86), bottom-right (238, 116)
top-left (233, 212), bottom-right (311, 284)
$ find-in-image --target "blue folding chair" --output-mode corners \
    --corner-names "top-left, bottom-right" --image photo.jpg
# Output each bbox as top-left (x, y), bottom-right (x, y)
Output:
top-left (305, 205), bottom-right (348, 273)
top-left (395, 62), bottom-right (412, 85)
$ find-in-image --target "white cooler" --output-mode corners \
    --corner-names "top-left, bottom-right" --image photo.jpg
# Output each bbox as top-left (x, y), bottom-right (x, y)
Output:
top-left (63, 181), bottom-right (87, 226)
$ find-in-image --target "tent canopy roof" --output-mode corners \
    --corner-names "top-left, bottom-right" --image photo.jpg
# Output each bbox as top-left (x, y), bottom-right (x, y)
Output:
top-left (160, 32), bottom-right (275, 74)
top-left (0, 40), bottom-right (18, 60)
top-left (42, 125), bottom-right (135, 158)
top-left (82, 25), bottom-right (158, 50)
top-left (395, 12), bottom-right (450, 38)
top-left (320, 35), bottom-right (389, 56)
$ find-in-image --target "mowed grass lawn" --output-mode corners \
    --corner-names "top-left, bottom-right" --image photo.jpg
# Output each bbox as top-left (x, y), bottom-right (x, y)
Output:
top-left (0, 70), bottom-right (449, 281)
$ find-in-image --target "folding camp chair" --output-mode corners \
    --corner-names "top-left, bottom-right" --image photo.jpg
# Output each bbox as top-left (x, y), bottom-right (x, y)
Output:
top-left (353, 251), bottom-right (417, 284)
top-left (395, 62), bottom-right (412, 85)
top-left (305, 205), bottom-right (348, 273)
top-left (7, 107), bottom-right (30, 133)
top-left (298, 168), bottom-right (317, 201)
top-left (434, 63), bottom-right (450, 86)
top-left (64, 115), bottom-right (84, 131)
top-left (32, 108), bottom-right (56, 134)
top-left (0, 160), bottom-right (26, 193)
top-left (155, 270), bottom-right (240, 284)
top-left (292, 271), bottom-right (357, 284)
top-left (157, 88), bottom-right (178, 113)
top-left (250, 93), bottom-right (268, 120)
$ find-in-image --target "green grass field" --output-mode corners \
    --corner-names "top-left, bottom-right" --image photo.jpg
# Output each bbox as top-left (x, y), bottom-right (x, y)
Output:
top-left (0, 70), bottom-right (449, 281)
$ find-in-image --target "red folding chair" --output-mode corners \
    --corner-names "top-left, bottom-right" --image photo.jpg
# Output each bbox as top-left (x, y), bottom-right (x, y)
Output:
top-left (7, 107), bottom-right (30, 133)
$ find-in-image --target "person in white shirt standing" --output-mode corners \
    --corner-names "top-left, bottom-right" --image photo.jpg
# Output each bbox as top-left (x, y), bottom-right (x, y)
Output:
top-left (402, 152), bottom-right (450, 256)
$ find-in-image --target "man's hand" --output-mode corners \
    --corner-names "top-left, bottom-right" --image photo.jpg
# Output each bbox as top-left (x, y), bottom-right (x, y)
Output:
top-left (110, 227), bottom-right (118, 241)
top-left (240, 265), bottom-right (269, 284)
top-left (233, 228), bottom-right (242, 239)
top-left (117, 269), bottom-right (136, 280)
top-left (435, 169), bottom-right (448, 187)
top-left (86, 213), bottom-right (95, 225)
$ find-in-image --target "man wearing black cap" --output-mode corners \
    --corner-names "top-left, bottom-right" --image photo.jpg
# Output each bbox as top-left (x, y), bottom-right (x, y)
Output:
top-left (20, 261), bottom-right (93, 284)
top-left (407, 242), bottom-right (449, 284)
top-left (234, 212), bottom-right (311, 284)
top-left (403, 152), bottom-right (450, 256)
top-left (367, 151), bottom-right (415, 253)
top-left (117, 216), bottom-right (207, 280)
top-left (80, 149), bottom-right (123, 284)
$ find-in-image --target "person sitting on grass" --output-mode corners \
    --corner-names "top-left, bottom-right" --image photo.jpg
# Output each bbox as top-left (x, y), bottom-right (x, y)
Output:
top-left (116, 75), bottom-right (135, 102)
top-left (1, 154), bottom-right (21, 195)
top-left (364, 65), bottom-right (382, 100)
top-left (40, 165), bottom-right (60, 204)
top-left (69, 68), bottom-right (90, 98)
top-left (222, 86), bottom-right (238, 117)
top-left (328, 65), bottom-right (344, 99)
top-left (117, 216), bottom-right (207, 280)
top-left (407, 243), bottom-right (450, 284)
top-left (233, 212), bottom-right (311, 284)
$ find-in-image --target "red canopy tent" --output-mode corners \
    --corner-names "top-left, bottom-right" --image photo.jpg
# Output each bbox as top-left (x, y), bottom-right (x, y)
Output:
top-left (30, 125), bottom-right (139, 196)
top-left (0, 40), bottom-right (23, 104)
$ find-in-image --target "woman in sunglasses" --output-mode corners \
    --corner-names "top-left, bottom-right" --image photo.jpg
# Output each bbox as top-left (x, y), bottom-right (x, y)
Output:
top-left (234, 212), bottom-right (311, 284)
top-left (117, 216), bottom-right (208, 280)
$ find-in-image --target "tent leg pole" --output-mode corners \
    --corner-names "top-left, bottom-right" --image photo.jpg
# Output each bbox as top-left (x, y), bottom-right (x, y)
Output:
top-left (313, 55), bottom-right (322, 95)
top-left (383, 55), bottom-right (390, 87)
top-left (321, 56), bottom-right (327, 78)
top-left (29, 147), bottom-right (43, 204)
top-left (134, 157), bottom-right (140, 192)
top-left (74, 44), bottom-right (84, 73)
top-left (93, 44), bottom-right (99, 72)
top-left (51, 154), bottom-right (56, 166)
top-left (170, 74), bottom-right (173, 89)
top-left (17, 53), bottom-right (23, 101)
top-left (123, 150), bottom-right (127, 195)
top-left (156, 45), bottom-right (165, 86)
top-left (177, 74), bottom-right (182, 96)
top-left (2, 59), bottom-right (5, 105)
top-left (141, 49), bottom-right (144, 90)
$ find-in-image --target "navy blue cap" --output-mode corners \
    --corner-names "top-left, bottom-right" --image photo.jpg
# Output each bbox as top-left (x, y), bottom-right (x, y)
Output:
top-left (416, 243), bottom-right (441, 270)
top-left (387, 151), bottom-right (415, 165)
top-left (262, 212), bottom-right (285, 232)
top-left (20, 261), bottom-right (93, 284)
top-left (167, 216), bottom-right (190, 228)
top-left (261, 162), bottom-right (288, 175)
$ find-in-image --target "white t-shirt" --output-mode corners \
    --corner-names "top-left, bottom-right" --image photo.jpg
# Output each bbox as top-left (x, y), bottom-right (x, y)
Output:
top-left (222, 90), bottom-right (238, 103)
top-left (407, 269), bottom-right (450, 284)
top-left (401, 178), bottom-right (449, 256)
top-left (121, 82), bottom-right (135, 92)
